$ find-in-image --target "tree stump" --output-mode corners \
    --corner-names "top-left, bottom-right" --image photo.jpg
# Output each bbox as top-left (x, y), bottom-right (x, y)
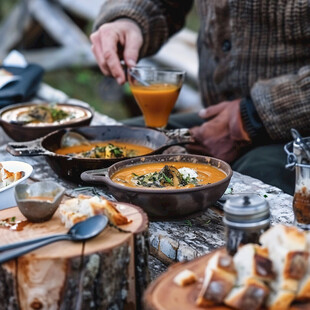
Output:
top-left (0, 202), bottom-right (149, 310)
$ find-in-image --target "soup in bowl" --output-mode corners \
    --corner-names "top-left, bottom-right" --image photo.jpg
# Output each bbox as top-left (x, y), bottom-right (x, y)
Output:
top-left (111, 161), bottom-right (227, 189)
top-left (81, 154), bottom-right (232, 220)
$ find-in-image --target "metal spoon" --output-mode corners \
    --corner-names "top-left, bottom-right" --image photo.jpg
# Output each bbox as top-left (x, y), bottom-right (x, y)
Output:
top-left (120, 60), bottom-right (150, 86)
top-left (60, 131), bottom-right (91, 148)
top-left (0, 215), bottom-right (108, 264)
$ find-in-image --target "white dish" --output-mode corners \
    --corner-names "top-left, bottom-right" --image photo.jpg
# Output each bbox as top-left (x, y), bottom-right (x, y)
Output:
top-left (0, 161), bottom-right (33, 210)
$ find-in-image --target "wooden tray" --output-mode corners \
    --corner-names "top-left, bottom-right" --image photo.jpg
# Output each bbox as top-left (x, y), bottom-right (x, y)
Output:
top-left (144, 250), bottom-right (310, 310)
top-left (0, 201), bottom-right (149, 310)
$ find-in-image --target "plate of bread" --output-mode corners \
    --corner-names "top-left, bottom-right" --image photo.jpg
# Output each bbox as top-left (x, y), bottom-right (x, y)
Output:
top-left (0, 161), bottom-right (33, 209)
top-left (144, 224), bottom-right (310, 310)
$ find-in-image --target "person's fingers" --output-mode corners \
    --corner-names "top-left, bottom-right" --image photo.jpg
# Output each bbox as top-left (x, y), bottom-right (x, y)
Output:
top-left (99, 30), bottom-right (126, 83)
top-left (198, 99), bottom-right (242, 119)
top-left (91, 44), bottom-right (110, 76)
top-left (123, 28), bottom-right (143, 68)
top-left (90, 25), bottom-right (126, 84)
top-left (199, 101), bottom-right (231, 119)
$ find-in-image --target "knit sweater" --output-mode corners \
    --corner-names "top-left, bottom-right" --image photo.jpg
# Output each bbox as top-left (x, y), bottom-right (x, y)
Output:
top-left (94, 0), bottom-right (310, 141)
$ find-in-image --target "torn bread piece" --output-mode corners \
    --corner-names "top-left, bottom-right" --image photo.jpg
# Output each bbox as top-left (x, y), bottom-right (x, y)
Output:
top-left (233, 244), bottom-right (275, 285)
top-left (173, 269), bottom-right (197, 287)
top-left (260, 225), bottom-right (308, 309)
top-left (260, 225), bottom-right (308, 291)
top-left (296, 232), bottom-right (310, 301)
top-left (196, 251), bottom-right (236, 307)
top-left (59, 195), bottom-right (131, 228)
top-left (0, 163), bottom-right (24, 188)
top-left (222, 244), bottom-right (271, 310)
top-left (224, 277), bottom-right (269, 310)
top-left (266, 290), bottom-right (296, 310)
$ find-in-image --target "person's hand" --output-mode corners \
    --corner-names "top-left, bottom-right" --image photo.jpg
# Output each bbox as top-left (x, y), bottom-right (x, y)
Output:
top-left (90, 19), bottom-right (143, 84)
top-left (188, 99), bottom-right (251, 163)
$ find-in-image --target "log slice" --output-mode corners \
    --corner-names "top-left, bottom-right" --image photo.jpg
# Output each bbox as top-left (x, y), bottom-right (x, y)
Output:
top-left (143, 250), bottom-right (310, 310)
top-left (0, 202), bottom-right (149, 310)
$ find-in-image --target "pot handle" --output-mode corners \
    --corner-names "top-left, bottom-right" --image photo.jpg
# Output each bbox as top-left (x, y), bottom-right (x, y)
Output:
top-left (163, 128), bottom-right (196, 146)
top-left (81, 168), bottom-right (109, 184)
top-left (6, 139), bottom-right (51, 156)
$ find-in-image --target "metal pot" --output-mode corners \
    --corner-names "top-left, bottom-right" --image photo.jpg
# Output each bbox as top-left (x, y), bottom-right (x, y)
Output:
top-left (81, 154), bottom-right (232, 220)
top-left (6, 125), bottom-right (194, 182)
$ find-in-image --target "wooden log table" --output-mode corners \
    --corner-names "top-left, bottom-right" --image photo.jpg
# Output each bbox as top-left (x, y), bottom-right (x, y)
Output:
top-left (0, 85), bottom-right (295, 303)
top-left (0, 118), bottom-right (294, 273)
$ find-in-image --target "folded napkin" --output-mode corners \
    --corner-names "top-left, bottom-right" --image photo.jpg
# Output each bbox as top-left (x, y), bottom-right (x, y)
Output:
top-left (0, 64), bottom-right (44, 107)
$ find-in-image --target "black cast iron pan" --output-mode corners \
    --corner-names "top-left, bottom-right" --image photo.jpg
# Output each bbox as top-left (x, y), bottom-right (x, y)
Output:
top-left (6, 125), bottom-right (194, 182)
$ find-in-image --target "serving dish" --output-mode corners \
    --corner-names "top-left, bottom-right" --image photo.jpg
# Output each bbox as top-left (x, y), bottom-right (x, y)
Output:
top-left (6, 125), bottom-right (194, 182)
top-left (0, 101), bottom-right (93, 141)
top-left (0, 161), bottom-right (33, 210)
top-left (143, 249), bottom-right (310, 310)
top-left (81, 154), bottom-right (232, 220)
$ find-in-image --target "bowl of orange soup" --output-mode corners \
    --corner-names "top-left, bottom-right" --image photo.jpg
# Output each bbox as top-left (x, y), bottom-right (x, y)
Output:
top-left (81, 154), bottom-right (232, 220)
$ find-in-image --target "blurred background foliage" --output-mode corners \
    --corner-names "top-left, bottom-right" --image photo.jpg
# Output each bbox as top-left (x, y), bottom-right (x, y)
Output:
top-left (0, 1), bottom-right (199, 120)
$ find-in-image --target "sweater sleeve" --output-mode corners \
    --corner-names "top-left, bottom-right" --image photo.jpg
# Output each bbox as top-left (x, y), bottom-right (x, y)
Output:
top-left (251, 65), bottom-right (310, 141)
top-left (93, 0), bottom-right (193, 58)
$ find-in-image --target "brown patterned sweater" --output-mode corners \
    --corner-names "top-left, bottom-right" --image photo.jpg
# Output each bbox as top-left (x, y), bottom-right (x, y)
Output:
top-left (94, 0), bottom-right (310, 141)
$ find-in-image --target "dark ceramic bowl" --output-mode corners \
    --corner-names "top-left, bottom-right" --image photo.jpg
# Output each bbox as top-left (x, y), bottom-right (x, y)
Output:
top-left (81, 154), bottom-right (232, 220)
top-left (0, 101), bottom-right (93, 141)
top-left (15, 181), bottom-right (65, 222)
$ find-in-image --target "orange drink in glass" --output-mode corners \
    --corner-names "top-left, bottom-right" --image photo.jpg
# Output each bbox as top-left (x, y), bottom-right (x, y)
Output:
top-left (128, 67), bottom-right (185, 129)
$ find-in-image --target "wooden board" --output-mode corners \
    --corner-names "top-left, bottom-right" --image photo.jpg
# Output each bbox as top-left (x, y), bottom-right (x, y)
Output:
top-left (0, 201), bottom-right (149, 310)
top-left (143, 250), bottom-right (310, 310)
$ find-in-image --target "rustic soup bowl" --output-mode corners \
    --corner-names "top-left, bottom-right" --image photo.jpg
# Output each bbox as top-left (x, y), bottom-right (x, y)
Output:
top-left (6, 126), bottom-right (194, 182)
top-left (0, 101), bottom-right (93, 141)
top-left (81, 154), bottom-right (232, 220)
top-left (15, 181), bottom-right (65, 222)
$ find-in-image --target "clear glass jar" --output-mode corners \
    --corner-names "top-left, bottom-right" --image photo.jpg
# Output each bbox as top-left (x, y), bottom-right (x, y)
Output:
top-left (293, 163), bottom-right (310, 230)
top-left (223, 194), bottom-right (270, 255)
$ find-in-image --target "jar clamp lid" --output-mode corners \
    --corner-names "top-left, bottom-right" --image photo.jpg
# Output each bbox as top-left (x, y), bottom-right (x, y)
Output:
top-left (223, 194), bottom-right (270, 229)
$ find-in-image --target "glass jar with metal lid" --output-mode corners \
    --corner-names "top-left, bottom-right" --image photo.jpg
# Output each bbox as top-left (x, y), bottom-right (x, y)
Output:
top-left (223, 194), bottom-right (270, 255)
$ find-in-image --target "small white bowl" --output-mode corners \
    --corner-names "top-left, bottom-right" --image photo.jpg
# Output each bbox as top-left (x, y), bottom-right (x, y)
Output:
top-left (0, 161), bottom-right (33, 210)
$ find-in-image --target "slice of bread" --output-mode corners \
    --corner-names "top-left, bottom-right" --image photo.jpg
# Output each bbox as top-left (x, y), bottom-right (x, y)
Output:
top-left (260, 225), bottom-right (308, 290)
top-left (173, 269), bottom-right (197, 287)
top-left (233, 244), bottom-right (274, 285)
top-left (59, 195), bottom-right (131, 228)
top-left (196, 251), bottom-right (236, 307)
top-left (266, 289), bottom-right (296, 310)
top-left (224, 277), bottom-right (269, 310)
top-left (0, 164), bottom-right (24, 188)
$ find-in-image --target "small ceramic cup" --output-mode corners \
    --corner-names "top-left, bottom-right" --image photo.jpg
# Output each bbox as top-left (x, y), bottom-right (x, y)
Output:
top-left (15, 181), bottom-right (65, 222)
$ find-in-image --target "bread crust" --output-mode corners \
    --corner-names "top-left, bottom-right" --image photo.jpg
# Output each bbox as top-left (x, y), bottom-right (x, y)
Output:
top-left (59, 195), bottom-right (131, 228)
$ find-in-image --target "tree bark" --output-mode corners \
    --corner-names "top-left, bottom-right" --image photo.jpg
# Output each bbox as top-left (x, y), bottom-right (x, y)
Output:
top-left (0, 202), bottom-right (149, 310)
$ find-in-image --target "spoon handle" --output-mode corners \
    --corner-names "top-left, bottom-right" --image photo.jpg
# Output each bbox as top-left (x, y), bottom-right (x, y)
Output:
top-left (0, 234), bottom-right (66, 252)
top-left (0, 235), bottom-right (71, 264)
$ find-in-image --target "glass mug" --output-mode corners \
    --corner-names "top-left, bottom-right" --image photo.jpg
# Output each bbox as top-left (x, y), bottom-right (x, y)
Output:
top-left (293, 163), bottom-right (310, 230)
top-left (127, 67), bottom-right (185, 129)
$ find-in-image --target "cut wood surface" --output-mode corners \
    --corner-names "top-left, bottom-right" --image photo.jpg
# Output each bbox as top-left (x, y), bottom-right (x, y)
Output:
top-left (143, 250), bottom-right (310, 310)
top-left (0, 201), bottom-right (149, 310)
